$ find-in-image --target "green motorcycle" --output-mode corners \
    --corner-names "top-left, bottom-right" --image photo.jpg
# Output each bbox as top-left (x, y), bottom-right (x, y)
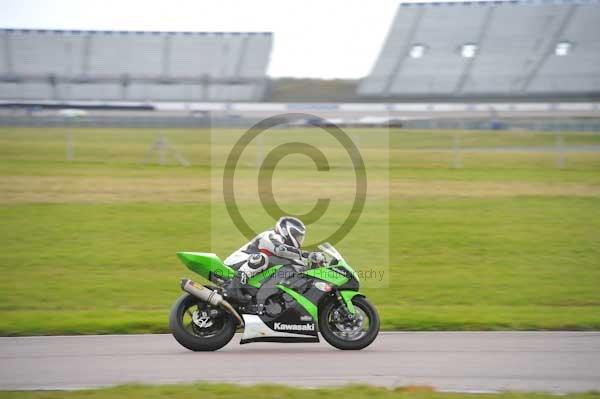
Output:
top-left (169, 243), bottom-right (379, 351)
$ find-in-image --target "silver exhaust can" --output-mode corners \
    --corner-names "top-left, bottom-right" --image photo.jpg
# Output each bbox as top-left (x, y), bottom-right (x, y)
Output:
top-left (180, 278), bottom-right (244, 326)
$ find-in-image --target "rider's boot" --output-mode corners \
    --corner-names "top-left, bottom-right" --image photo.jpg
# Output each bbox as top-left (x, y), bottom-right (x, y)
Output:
top-left (223, 270), bottom-right (251, 304)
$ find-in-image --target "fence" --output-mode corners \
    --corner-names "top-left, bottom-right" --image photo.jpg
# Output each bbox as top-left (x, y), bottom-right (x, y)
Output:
top-left (0, 110), bottom-right (599, 170)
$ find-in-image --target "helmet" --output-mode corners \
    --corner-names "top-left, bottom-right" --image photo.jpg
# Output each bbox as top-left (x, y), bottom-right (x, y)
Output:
top-left (275, 216), bottom-right (306, 248)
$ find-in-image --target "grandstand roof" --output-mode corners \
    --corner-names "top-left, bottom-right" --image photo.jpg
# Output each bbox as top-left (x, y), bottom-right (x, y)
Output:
top-left (1, 29), bottom-right (272, 36)
top-left (396, 0), bottom-right (600, 7)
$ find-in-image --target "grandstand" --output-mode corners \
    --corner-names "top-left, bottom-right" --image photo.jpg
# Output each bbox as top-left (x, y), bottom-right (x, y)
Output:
top-left (358, 0), bottom-right (600, 101)
top-left (0, 29), bottom-right (272, 101)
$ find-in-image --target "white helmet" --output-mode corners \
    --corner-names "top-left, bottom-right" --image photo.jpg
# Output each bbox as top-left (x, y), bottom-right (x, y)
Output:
top-left (275, 216), bottom-right (306, 249)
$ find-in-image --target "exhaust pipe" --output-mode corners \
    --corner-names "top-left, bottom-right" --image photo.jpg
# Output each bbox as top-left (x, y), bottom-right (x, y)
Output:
top-left (181, 279), bottom-right (244, 327)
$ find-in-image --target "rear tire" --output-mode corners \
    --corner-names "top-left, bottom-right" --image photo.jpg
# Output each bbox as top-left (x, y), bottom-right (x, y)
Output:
top-left (319, 295), bottom-right (379, 350)
top-left (169, 293), bottom-right (236, 351)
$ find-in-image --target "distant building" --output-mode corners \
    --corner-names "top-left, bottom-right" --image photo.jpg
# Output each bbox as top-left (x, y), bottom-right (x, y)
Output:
top-left (0, 29), bottom-right (272, 102)
top-left (358, 0), bottom-right (600, 101)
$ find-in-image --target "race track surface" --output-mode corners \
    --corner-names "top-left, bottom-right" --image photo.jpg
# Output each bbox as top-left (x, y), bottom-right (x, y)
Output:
top-left (1, 332), bottom-right (599, 393)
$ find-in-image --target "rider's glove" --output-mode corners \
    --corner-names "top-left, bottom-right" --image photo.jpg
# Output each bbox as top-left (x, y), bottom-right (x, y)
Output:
top-left (307, 252), bottom-right (326, 268)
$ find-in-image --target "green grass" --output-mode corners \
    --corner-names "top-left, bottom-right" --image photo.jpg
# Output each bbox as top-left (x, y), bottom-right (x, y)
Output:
top-left (1, 127), bottom-right (599, 335)
top-left (1, 383), bottom-right (600, 399)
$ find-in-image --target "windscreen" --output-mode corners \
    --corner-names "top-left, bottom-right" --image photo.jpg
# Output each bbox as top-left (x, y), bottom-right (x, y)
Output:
top-left (318, 242), bottom-right (344, 262)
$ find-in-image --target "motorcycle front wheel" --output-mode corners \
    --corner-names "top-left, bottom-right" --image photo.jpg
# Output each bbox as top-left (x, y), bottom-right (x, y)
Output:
top-left (319, 295), bottom-right (380, 350)
top-left (169, 293), bottom-right (236, 351)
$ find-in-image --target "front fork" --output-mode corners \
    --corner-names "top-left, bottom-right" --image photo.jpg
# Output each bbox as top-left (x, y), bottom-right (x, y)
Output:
top-left (335, 289), bottom-right (361, 319)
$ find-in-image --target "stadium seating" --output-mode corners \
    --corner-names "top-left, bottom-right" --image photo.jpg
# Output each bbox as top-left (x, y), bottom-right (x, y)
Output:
top-left (359, 0), bottom-right (600, 99)
top-left (0, 30), bottom-right (272, 101)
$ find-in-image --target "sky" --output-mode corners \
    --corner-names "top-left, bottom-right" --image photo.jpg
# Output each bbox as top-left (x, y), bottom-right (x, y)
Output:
top-left (0, 0), bottom-right (485, 79)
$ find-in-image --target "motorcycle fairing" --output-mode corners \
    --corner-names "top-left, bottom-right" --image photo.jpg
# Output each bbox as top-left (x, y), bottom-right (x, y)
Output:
top-left (247, 265), bottom-right (283, 288)
top-left (240, 267), bottom-right (325, 344)
top-left (176, 252), bottom-right (235, 282)
top-left (240, 314), bottom-right (318, 344)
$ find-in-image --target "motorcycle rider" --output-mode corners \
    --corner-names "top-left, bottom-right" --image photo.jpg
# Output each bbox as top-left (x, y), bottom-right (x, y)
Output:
top-left (222, 216), bottom-right (325, 303)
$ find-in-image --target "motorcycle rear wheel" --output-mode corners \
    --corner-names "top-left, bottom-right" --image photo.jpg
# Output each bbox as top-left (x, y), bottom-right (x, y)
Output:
top-left (319, 296), bottom-right (380, 350)
top-left (169, 293), bottom-right (236, 351)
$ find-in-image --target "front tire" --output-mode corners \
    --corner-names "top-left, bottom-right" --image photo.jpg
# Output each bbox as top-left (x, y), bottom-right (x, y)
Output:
top-left (319, 295), bottom-right (379, 350)
top-left (169, 293), bottom-right (236, 351)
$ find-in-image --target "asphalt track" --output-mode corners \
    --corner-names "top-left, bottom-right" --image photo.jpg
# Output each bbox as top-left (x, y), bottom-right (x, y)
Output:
top-left (1, 332), bottom-right (599, 393)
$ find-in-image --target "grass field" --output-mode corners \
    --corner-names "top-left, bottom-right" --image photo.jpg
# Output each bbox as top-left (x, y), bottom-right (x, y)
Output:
top-left (1, 126), bottom-right (600, 335)
top-left (1, 383), bottom-right (600, 399)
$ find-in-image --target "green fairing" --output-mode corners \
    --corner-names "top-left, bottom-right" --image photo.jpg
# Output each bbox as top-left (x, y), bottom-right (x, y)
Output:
top-left (248, 265), bottom-right (283, 288)
top-left (336, 259), bottom-right (360, 283)
top-left (303, 267), bottom-right (349, 286)
top-left (340, 290), bottom-right (362, 315)
top-left (276, 284), bottom-right (318, 322)
top-left (176, 252), bottom-right (235, 280)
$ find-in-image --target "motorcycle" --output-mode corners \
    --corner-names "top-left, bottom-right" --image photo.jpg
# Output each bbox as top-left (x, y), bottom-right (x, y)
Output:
top-left (169, 242), bottom-right (379, 351)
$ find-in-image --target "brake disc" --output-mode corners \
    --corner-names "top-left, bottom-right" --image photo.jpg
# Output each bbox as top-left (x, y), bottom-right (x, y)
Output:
top-left (333, 306), bottom-right (365, 337)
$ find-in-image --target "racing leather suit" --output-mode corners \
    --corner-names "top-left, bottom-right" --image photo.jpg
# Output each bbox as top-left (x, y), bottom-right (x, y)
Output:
top-left (224, 229), bottom-right (305, 279)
